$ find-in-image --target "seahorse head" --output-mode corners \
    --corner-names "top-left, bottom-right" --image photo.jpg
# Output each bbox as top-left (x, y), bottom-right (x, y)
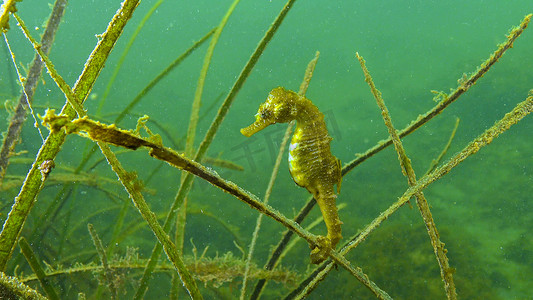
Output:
top-left (241, 87), bottom-right (298, 137)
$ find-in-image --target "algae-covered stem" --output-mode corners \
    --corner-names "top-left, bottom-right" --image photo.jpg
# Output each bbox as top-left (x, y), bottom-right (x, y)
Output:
top-left (357, 52), bottom-right (456, 299)
top-left (18, 237), bottom-right (60, 300)
top-left (0, 0), bottom-right (20, 32)
top-left (342, 13), bottom-right (532, 177)
top-left (88, 224), bottom-right (117, 299)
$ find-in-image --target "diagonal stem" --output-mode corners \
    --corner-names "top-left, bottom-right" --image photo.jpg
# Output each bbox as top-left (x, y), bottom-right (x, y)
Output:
top-left (357, 52), bottom-right (456, 299)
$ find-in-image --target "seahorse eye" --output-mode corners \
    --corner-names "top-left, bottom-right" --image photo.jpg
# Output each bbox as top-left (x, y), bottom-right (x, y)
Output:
top-left (260, 109), bottom-right (272, 119)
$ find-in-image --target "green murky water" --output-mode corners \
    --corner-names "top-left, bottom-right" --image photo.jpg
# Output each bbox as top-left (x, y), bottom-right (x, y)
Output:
top-left (1, 1), bottom-right (532, 299)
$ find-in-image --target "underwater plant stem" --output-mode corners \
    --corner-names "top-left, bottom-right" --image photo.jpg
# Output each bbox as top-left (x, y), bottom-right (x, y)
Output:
top-left (135, 1), bottom-right (297, 297)
top-left (0, 0), bottom-right (140, 271)
top-left (342, 13), bottom-right (531, 178)
top-left (18, 237), bottom-right (60, 300)
top-left (176, 0), bottom-right (240, 257)
top-left (2, 33), bottom-right (44, 141)
top-left (357, 52), bottom-right (456, 299)
top-left (13, 13), bottom-right (85, 116)
top-left (0, 0), bottom-right (67, 183)
top-left (171, 2), bottom-right (241, 295)
top-left (88, 224), bottom-right (117, 299)
top-left (241, 51), bottom-right (319, 300)
top-left (251, 195), bottom-right (315, 299)
top-left (187, 0), bottom-right (240, 158)
top-left (194, 0), bottom-right (297, 162)
top-left (298, 51), bottom-right (320, 94)
top-left (114, 28), bottom-right (215, 126)
top-left (97, 142), bottom-right (203, 299)
top-left (351, 93), bottom-right (533, 255)
top-left (425, 118), bottom-right (460, 175)
top-left (97, 0), bottom-right (165, 115)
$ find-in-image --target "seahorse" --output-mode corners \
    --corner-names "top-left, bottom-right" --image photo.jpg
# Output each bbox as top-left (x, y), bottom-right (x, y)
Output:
top-left (241, 87), bottom-right (342, 264)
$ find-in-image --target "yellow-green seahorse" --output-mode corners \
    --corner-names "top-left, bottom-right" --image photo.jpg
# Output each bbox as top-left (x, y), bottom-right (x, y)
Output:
top-left (241, 87), bottom-right (342, 264)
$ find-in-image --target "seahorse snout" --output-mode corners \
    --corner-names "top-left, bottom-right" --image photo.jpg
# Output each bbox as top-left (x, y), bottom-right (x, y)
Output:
top-left (240, 119), bottom-right (272, 137)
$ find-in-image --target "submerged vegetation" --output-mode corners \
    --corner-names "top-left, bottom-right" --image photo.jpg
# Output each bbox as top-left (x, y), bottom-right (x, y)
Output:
top-left (0, 0), bottom-right (532, 299)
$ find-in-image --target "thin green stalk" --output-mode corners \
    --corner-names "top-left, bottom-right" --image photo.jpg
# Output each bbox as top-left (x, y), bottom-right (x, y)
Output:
top-left (425, 118), bottom-right (460, 175)
top-left (13, 13), bottom-right (85, 116)
top-left (172, 2), bottom-right (241, 297)
top-left (176, 0), bottom-right (240, 254)
top-left (114, 28), bottom-right (215, 126)
top-left (0, 0), bottom-right (140, 270)
top-left (186, 0), bottom-right (240, 158)
top-left (107, 196), bottom-right (132, 256)
top-left (2, 33), bottom-right (44, 141)
top-left (18, 237), bottom-right (59, 300)
top-left (87, 224), bottom-right (117, 299)
top-left (134, 0), bottom-right (297, 298)
top-left (241, 51), bottom-right (319, 300)
top-left (357, 52), bottom-right (456, 299)
top-left (97, 0), bottom-right (165, 115)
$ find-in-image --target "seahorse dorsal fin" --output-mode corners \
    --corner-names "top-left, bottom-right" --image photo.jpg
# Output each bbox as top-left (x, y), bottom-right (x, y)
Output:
top-left (336, 158), bottom-right (342, 193)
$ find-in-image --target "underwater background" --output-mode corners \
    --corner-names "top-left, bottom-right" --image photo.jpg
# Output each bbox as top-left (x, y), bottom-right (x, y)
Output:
top-left (1, 0), bottom-right (532, 299)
